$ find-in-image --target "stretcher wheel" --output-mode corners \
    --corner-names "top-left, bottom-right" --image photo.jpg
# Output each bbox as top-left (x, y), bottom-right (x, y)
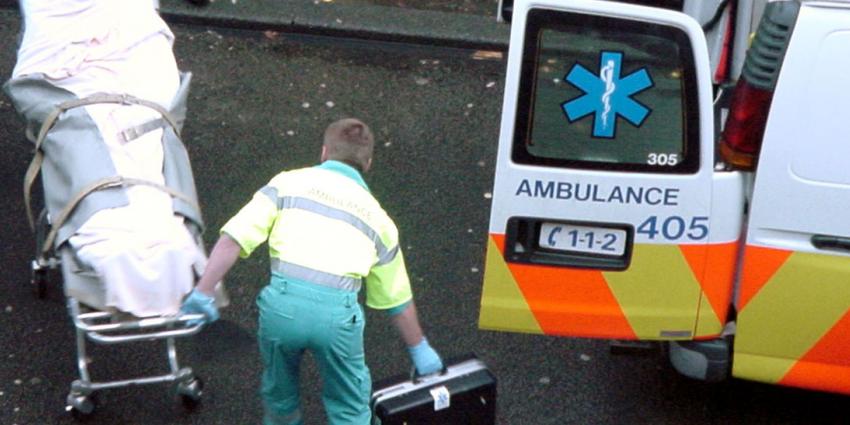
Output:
top-left (177, 376), bottom-right (204, 409)
top-left (31, 268), bottom-right (47, 299)
top-left (66, 391), bottom-right (98, 419)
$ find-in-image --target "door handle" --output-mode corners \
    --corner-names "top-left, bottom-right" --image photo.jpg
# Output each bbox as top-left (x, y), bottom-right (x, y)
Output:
top-left (811, 235), bottom-right (850, 253)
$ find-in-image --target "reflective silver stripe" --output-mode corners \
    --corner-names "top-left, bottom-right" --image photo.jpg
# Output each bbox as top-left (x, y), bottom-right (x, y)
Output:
top-left (271, 258), bottom-right (361, 291)
top-left (259, 185), bottom-right (399, 266)
top-left (378, 244), bottom-right (400, 266)
top-left (259, 185), bottom-right (278, 203)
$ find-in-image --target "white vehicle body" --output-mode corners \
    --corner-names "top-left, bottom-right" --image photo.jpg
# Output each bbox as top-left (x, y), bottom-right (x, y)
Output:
top-left (480, 0), bottom-right (850, 394)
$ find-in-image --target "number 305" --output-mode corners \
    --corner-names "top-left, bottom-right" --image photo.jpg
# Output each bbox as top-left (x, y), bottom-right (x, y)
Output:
top-left (647, 153), bottom-right (679, 166)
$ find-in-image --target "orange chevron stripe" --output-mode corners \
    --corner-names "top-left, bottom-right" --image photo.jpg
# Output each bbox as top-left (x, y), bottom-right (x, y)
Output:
top-left (738, 246), bottom-right (792, 310)
top-left (492, 234), bottom-right (636, 339)
top-left (679, 241), bottom-right (739, 325)
top-left (779, 309), bottom-right (850, 395)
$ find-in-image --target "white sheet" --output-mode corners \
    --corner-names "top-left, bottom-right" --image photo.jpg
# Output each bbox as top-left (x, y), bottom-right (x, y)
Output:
top-left (15, 0), bottom-right (205, 317)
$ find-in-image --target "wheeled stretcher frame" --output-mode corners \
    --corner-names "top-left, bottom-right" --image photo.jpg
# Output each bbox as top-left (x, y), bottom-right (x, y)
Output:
top-left (65, 296), bottom-right (206, 416)
top-left (20, 89), bottom-right (214, 419)
top-left (31, 209), bottom-right (208, 417)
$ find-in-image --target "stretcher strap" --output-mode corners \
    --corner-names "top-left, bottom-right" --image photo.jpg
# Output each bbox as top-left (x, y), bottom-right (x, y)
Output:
top-left (24, 93), bottom-right (182, 231)
top-left (119, 117), bottom-right (168, 143)
top-left (40, 176), bottom-right (201, 258)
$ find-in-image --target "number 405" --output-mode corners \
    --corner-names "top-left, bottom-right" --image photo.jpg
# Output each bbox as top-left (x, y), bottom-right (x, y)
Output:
top-left (637, 216), bottom-right (708, 241)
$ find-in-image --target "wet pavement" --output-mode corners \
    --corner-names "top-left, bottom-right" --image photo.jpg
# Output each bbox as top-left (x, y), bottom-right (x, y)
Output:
top-left (330, 0), bottom-right (498, 17)
top-left (0, 0), bottom-right (508, 51)
top-left (150, 0), bottom-right (509, 51)
top-left (1, 4), bottom-right (848, 425)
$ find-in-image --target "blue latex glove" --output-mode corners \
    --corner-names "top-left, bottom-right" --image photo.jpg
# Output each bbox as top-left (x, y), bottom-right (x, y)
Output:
top-left (180, 288), bottom-right (220, 326)
top-left (408, 337), bottom-right (443, 376)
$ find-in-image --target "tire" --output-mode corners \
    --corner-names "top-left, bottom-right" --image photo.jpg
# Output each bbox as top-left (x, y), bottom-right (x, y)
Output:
top-left (66, 392), bottom-right (97, 420)
top-left (31, 268), bottom-right (47, 299)
top-left (178, 376), bottom-right (204, 409)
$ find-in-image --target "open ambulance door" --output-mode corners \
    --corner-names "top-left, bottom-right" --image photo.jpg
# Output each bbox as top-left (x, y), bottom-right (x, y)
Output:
top-left (479, 0), bottom-right (744, 343)
top-left (731, 2), bottom-right (850, 395)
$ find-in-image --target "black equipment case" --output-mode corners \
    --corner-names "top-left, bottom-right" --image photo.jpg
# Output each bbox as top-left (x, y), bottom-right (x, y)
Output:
top-left (371, 355), bottom-right (497, 425)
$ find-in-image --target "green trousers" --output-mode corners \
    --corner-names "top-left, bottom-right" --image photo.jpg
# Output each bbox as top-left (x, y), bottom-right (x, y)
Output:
top-left (257, 275), bottom-right (371, 425)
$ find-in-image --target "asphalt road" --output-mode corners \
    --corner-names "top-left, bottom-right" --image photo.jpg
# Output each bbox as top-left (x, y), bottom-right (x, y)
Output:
top-left (0, 9), bottom-right (848, 425)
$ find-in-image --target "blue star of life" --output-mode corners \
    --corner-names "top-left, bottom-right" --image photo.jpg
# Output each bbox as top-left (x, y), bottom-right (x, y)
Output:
top-left (562, 51), bottom-right (654, 138)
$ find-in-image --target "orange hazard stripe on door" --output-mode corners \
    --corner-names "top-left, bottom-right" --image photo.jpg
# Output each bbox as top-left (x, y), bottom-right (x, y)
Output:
top-left (602, 243), bottom-right (705, 339)
top-left (679, 242), bottom-right (739, 337)
top-left (479, 235), bottom-right (544, 334)
top-left (486, 234), bottom-right (635, 339)
top-left (733, 249), bottom-right (850, 394)
top-left (736, 245), bottom-right (792, 310)
top-left (480, 234), bottom-right (736, 340)
top-left (780, 309), bottom-right (850, 394)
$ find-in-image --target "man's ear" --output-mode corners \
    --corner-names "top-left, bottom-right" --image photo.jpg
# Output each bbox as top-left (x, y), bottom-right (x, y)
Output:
top-left (320, 145), bottom-right (328, 162)
top-left (365, 157), bottom-right (373, 172)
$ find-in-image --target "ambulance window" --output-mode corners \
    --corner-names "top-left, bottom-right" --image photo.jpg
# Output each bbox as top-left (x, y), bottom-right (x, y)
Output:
top-left (513, 9), bottom-right (700, 173)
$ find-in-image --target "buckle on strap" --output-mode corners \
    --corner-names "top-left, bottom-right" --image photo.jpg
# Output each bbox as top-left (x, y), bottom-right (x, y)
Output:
top-left (118, 118), bottom-right (167, 143)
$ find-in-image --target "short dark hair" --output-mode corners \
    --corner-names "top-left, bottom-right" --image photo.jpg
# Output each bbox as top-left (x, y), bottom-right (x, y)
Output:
top-left (323, 118), bottom-right (374, 172)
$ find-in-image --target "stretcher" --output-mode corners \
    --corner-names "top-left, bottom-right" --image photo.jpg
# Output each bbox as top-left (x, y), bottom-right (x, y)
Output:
top-left (6, 74), bottom-right (222, 418)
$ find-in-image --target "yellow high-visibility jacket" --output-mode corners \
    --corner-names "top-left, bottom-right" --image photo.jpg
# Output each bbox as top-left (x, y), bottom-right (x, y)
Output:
top-left (221, 160), bottom-right (412, 310)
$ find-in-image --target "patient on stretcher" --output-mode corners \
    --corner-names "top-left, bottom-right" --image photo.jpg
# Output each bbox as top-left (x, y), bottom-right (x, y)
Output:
top-left (6, 0), bottom-right (207, 317)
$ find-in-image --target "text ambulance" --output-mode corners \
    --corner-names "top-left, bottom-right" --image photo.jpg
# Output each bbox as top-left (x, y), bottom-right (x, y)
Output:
top-left (479, 0), bottom-right (850, 394)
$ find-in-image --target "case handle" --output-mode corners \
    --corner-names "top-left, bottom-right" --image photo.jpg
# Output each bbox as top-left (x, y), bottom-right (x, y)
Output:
top-left (411, 365), bottom-right (449, 384)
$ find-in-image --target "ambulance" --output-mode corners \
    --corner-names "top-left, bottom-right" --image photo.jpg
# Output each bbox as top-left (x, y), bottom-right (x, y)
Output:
top-left (479, 0), bottom-right (850, 394)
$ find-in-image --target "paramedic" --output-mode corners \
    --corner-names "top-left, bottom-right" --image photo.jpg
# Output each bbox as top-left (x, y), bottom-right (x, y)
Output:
top-left (181, 118), bottom-right (444, 424)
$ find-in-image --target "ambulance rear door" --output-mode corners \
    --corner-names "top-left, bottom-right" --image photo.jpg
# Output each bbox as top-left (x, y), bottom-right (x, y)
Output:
top-left (479, 0), bottom-right (744, 341)
top-left (732, 1), bottom-right (850, 394)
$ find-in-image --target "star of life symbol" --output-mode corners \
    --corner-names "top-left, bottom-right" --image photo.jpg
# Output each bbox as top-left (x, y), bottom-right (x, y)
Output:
top-left (562, 51), bottom-right (654, 138)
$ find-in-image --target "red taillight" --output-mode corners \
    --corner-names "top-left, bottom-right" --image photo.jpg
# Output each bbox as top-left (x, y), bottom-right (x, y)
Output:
top-left (719, 78), bottom-right (774, 170)
top-left (718, 1), bottom-right (799, 171)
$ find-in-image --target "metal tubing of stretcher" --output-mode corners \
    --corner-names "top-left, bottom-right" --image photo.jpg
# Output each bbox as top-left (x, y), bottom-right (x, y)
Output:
top-left (167, 337), bottom-right (180, 373)
top-left (87, 328), bottom-right (202, 344)
top-left (74, 309), bottom-right (206, 330)
top-left (86, 372), bottom-right (183, 392)
top-left (74, 326), bottom-right (91, 383)
top-left (65, 300), bottom-right (199, 397)
top-left (71, 334), bottom-right (191, 392)
top-left (68, 299), bottom-right (205, 344)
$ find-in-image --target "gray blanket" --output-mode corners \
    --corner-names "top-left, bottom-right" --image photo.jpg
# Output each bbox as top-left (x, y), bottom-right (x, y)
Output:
top-left (3, 71), bottom-right (204, 248)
